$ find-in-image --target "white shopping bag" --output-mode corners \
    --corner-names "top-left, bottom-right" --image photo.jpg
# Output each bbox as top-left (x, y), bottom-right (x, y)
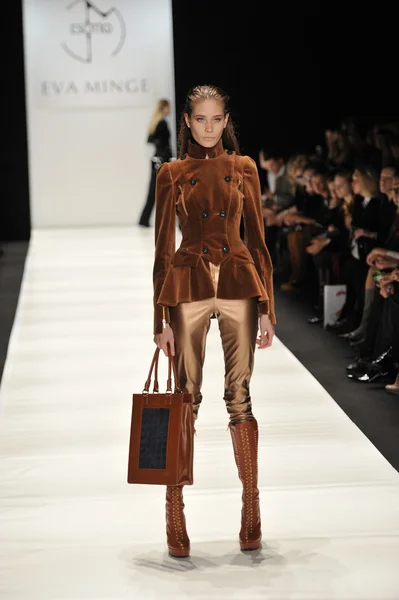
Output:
top-left (323, 284), bottom-right (347, 328)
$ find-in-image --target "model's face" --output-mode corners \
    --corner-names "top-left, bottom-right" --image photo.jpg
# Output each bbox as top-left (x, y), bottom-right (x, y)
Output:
top-left (185, 99), bottom-right (229, 148)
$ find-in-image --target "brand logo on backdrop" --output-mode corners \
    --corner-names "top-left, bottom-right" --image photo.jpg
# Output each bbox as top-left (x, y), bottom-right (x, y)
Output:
top-left (62, 0), bottom-right (126, 63)
top-left (37, 0), bottom-right (157, 108)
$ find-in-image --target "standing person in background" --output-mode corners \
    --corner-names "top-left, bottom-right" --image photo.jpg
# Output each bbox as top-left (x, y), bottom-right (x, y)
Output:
top-left (258, 149), bottom-right (294, 265)
top-left (138, 99), bottom-right (173, 227)
top-left (258, 149), bottom-right (293, 212)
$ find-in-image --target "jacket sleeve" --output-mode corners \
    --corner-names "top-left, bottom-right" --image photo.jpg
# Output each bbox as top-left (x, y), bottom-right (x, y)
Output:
top-left (242, 156), bottom-right (276, 324)
top-left (153, 162), bottom-right (176, 334)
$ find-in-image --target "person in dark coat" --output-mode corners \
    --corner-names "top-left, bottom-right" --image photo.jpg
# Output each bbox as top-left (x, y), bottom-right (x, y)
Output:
top-left (138, 98), bottom-right (172, 227)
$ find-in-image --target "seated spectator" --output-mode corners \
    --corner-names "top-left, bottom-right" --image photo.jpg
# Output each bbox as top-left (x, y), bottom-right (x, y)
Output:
top-left (259, 148), bottom-right (294, 211)
top-left (327, 165), bottom-right (381, 333)
top-left (279, 165), bottom-right (333, 293)
top-left (325, 126), bottom-right (354, 170)
top-left (258, 148), bottom-right (295, 266)
top-left (306, 174), bottom-right (349, 320)
top-left (345, 174), bottom-right (399, 384)
top-left (333, 169), bottom-right (355, 231)
top-left (341, 165), bottom-right (398, 341)
top-left (264, 117), bottom-right (399, 396)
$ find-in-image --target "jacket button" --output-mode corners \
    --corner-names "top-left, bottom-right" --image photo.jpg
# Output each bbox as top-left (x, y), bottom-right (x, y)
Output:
top-left (202, 211), bottom-right (208, 218)
top-left (222, 245), bottom-right (229, 253)
top-left (202, 246), bottom-right (209, 254)
top-left (219, 210), bottom-right (226, 217)
top-left (224, 176), bottom-right (231, 182)
top-left (190, 179), bottom-right (196, 186)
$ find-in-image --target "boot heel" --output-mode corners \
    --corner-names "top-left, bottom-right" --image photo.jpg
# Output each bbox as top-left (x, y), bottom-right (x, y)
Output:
top-left (168, 546), bottom-right (190, 558)
top-left (240, 539), bottom-right (262, 551)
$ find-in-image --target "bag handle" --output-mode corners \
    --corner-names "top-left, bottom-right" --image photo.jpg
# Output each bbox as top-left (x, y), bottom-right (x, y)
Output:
top-left (143, 343), bottom-right (181, 394)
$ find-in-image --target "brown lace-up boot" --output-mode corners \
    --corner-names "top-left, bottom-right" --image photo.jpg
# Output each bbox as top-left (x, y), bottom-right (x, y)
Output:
top-left (229, 418), bottom-right (262, 551)
top-left (165, 485), bottom-right (190, 558)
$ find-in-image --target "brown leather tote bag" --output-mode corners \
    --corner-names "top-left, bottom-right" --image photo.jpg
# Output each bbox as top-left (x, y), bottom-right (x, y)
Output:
top-left (127, 344), bottom-right (194, 486)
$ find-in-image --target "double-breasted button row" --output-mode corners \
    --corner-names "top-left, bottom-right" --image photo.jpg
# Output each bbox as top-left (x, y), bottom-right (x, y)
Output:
top-left (202, 210), bottom-right (226, 218)
top-left (202, 245), bottom-right (229, 254)
top-left (187, 177), bottom-right (230, 186)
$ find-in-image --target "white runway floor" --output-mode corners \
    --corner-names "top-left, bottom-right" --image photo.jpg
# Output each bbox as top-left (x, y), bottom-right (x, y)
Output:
top-left (1, 226), bottom-right (399, 600)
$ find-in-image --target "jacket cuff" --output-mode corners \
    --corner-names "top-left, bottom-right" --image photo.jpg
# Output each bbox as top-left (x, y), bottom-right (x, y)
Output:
top-left (258, 301), bottom-right (276, 325)
top-left (153, 305), bottom-right (171, 335)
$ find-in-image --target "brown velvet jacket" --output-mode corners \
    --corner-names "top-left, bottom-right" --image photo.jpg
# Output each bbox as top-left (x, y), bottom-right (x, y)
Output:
top-left (153, 139), bottom-right (275, 334)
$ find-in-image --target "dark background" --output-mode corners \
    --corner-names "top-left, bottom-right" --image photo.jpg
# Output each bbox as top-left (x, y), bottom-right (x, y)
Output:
top-left (172, 0), bottom-right (398, 158)
top-left (2, 1), bottom-right (398, 241)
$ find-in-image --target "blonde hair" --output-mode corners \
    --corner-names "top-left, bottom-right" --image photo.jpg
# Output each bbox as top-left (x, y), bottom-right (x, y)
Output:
top-left (177, 84), bottom-right (240, 157)
top-left (286, 154), bottom-right (308, 194)
top-left (148, 99), bottom-right (170, 136)
top-left (353, 165), bottom-right (379, 198)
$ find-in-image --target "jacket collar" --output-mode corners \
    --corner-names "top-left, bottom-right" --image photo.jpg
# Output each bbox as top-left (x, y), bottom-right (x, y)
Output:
top-left (187, 138), bottom-right (224, 159)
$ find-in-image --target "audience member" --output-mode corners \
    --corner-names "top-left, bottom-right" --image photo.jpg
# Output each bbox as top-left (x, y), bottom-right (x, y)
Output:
top-left (262, 116), bottom-right (399, 396)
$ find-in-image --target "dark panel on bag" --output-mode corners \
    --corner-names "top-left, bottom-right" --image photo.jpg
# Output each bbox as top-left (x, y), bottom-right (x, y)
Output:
top-left (139, 407), bottom-right (170, 469)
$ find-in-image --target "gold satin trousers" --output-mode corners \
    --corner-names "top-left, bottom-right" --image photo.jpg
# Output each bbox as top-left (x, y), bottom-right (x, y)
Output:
top-left (169, 263), bottom-right (259, 425)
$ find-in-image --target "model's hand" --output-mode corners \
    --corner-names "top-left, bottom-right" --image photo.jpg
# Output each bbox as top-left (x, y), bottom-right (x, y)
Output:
top-left (256, 314), bottom-right (274, 349)
top-left (154, 324), bottom-right (175, 357)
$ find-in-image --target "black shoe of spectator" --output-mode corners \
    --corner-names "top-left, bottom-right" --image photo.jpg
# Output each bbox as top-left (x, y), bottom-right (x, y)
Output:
top-left (349, 337), bottom-right (365, 348)
top-left (308, 315), bottom-right (323, 324)
top-left (339, 330), bottom-right (363, 342)
top-left (346, 358), bottom-right (370, 373)
top-left (325, 317), bottom-right (352, 333)
top-left (370, 346), bottom-right (393, 367)
top-left (347, 347), bottom-right (396, 382)
top-left (347, 364), bottom-right (393, 383)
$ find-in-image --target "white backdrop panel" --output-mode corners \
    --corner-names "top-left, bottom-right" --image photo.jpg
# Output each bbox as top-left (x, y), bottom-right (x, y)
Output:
top-left (23, 0), bottom-right (175, 227)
